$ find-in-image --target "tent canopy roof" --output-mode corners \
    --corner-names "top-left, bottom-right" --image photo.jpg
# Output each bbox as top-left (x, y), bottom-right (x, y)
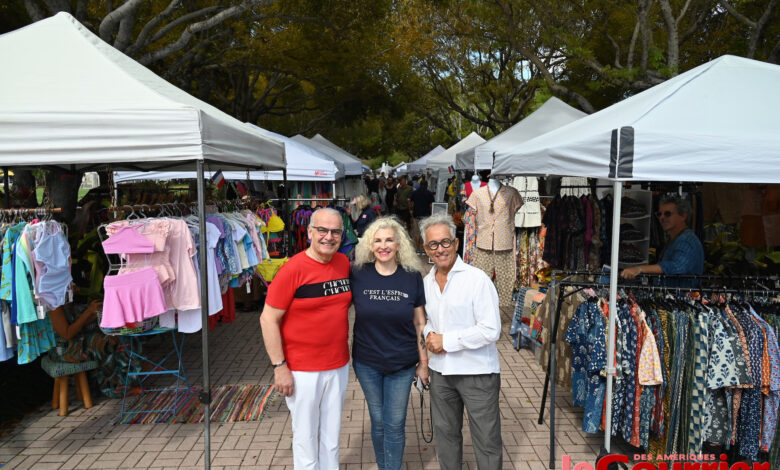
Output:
top-left (407, 145), bottom-right (446, 173)
top-left (492, 55), bottom-right (780, 183)
top-left (426, 133), bottom-right (486, 170)
top-left (115, 125), bottom-right (338, 182)
top-left (0, 12), bottom-right (285, 171)
top-left (311, 134), bottom-right (362, 164)
top-left (291, 135), bottom-right (362, 176)
top-left (455, 97), bottom-right (586, 171)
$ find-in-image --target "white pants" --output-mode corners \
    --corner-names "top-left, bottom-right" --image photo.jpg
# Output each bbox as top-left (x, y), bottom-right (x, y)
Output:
top-left (285, 364), bottom-right (349, 470)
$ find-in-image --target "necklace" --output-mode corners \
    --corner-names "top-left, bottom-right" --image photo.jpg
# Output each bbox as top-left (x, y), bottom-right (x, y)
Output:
top-left (488, 185), bottom-right (502, 213)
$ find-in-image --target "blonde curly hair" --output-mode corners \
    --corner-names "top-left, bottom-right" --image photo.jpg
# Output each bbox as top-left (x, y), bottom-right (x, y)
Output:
top-left (354, 194), bottom-right (372, 211)
top-left (353, 216), bottom-right (423, 273)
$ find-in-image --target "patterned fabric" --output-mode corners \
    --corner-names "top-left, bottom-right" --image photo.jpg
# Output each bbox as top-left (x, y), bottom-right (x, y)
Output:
top-left (466, 185), bottom-right (523, 251)
top-left (703, 308), bottom-right (751, 446)
top-left (628, 302), bottom-right (645, 446)
top-left (0, 223), bottom-right (24, 301)
top-left (515, 227), bottom-right (548, 288)
top-left (751, 309), bottom-right (780, 452)
top-left (510, 176), bottom-right (541, 228)
top-left (734, 307), bottom-right (763, 461)
top-left (583, 302), bottom-right (606, 434)
top-left (462, 208), bottom-right (477, 265)
top-left (564, 301), bottom-right (591, 407)
top-left (638, 316), bottom-right (663, 385)
top-left (41, 353), bottom-right (97, 376)
top-left (473, 248), bottom-right (515, 306)
top-left (666, 312), bottom-right (689, 454)
top-left (537, 289), bottom-right (581, 389)
top-left (687, 308), bottom-right (709, 454)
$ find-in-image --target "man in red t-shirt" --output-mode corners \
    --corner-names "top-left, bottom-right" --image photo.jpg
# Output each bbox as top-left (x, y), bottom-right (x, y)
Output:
top-left (260, 208), bottom-right (352, 469)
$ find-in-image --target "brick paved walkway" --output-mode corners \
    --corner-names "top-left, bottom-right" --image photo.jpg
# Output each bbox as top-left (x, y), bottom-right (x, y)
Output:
top-left (0, 304), bottom-right (612, 469)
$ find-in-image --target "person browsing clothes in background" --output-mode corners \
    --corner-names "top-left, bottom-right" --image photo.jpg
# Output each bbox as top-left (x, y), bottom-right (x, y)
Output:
top-left (420, 213), bottom-right (503, 470)
top-left (350, 216), bottom-right (428, 470)
top-left (260, 208), bottom-right (352, 469)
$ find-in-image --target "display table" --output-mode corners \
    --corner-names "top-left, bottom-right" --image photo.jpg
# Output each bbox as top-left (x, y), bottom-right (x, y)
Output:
top-left (117, 327), bottom-right (189, 422)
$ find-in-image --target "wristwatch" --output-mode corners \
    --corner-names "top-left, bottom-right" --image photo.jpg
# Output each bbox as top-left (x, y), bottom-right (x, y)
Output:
top-left (272, 359), bottom-right (286, 369)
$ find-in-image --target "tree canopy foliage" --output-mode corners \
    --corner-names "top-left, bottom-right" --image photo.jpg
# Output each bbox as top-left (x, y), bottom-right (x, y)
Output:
top-left (6, 0), bottom-right (780, 169)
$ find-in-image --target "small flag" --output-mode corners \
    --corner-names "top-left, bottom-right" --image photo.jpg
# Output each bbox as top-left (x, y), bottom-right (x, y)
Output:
top-left (448, 165), bottom-right (455, 174)
top-left (211, 170), bottom-right (225, 189)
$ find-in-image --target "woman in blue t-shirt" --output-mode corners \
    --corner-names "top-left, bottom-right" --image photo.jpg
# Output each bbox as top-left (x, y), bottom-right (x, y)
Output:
top-left (350, 216), bottom-right (428, 470)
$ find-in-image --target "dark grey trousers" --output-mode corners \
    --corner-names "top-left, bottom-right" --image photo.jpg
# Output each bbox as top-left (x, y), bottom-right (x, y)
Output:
top-left (429, 370), bottom-right (502, 470)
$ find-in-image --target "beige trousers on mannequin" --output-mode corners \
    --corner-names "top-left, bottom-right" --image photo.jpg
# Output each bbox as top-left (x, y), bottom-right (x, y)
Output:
top-left (473, 248), bottom-right (515, 306)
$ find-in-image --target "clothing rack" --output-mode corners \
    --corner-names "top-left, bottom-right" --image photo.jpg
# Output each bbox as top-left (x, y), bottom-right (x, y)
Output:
top-left (537, 270), bottom-right (780, 469)
top-left (0, 207), bottom-right (62, 214)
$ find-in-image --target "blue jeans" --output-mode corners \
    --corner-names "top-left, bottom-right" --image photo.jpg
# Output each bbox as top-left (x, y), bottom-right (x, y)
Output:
top-left (353, 360), bottom-right (416, 470)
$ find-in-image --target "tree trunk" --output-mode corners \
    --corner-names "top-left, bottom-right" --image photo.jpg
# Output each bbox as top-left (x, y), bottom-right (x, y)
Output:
top-left (45, 170), bottom-right (82, 224)
top-left (12, 170), bottom-right (38, 208)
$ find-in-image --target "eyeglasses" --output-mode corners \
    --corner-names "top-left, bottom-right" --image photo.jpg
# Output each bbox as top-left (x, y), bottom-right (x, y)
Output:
top-left (425, 238), bottom-right (454, 250)
top-left (311, 226), bottom-right (344, 237)
top-left (655, 210), bottom-right (675, 218)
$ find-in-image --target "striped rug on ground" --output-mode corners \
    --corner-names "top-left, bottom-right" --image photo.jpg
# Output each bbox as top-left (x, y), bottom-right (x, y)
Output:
top-left (118, 384), bottom-right (275, 424)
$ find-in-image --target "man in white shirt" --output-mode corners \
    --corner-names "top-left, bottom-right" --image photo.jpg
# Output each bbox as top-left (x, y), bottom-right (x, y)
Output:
top-left (419, 213), bottom-right (502, 470)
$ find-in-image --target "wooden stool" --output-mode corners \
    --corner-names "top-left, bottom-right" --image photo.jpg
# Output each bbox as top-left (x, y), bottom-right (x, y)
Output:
top-left (41, 353), bottom-right (98, 416)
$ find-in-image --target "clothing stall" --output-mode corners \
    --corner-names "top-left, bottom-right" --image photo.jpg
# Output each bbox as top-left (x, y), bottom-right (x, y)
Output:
top-left (492, 55), bottom-right (780, 464)
top-left (0, 13), bottom-right (286, 470)
top-left (292, 134), bottom-right (363, 199)
top-left (532, 271), bottom-right (779, 467)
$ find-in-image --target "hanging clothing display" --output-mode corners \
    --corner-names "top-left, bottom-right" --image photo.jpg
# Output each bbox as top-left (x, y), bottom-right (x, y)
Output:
top-left (0, 220), bottom-right (69, 364)
top-left (514, 226), bottom-right (548, 289)
top-left (542, 194), bottom-right (608, 271)
top-left (510, 176), bottom-right (542, 228)
top-left (551, 287), bottom-right (780, 463)
top-left (473, 248), bottom-right (515, 306)
top-left (100, 209), bottom-right (269, 334)
top-left (466, 184), bottom-right (523, 304)
top-left (466, 184), bottom-right (523, 252)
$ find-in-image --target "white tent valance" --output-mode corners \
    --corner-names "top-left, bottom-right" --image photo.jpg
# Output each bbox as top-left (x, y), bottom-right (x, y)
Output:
top-left (0, 12), bottom-right (285, 171)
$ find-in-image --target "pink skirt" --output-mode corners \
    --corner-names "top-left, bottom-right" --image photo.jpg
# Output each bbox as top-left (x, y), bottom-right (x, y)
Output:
top-left (101, 267), bottom-right (169, 328)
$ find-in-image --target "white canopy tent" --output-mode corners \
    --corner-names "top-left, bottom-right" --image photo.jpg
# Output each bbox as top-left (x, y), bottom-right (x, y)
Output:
top-left (426, 132), bottom-right (486, 170)
top-left (491, 54), bottom-right (780, 458)
top-left (291, 135), bottom-right (364, 197)
top-left (406, 144), bottom-right (447, 174)
top-left (115, 126), bottom-right (337, 183)
top-left (0, 13), bottom-right (286, 469)
top-left (0, 13), bottom-right (285, 172)
top-left (493, 55), bottom-right (780, 183)
top-left (291, 135), bottom-right (361, 176)
top-left (426, 133), bottom-right (486, 201)
top-left (311, 133), bottom-right (363, 165)
top-left (454, 97), bottom-right (586, 171)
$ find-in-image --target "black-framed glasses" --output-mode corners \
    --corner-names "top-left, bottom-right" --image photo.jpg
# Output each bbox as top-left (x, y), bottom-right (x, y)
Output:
top-left (655, 210), bottom-right (674, 218)
top-left (425, 238), bottom-right (453, 250)
top-left (311, 226), bottom-right (344, 237)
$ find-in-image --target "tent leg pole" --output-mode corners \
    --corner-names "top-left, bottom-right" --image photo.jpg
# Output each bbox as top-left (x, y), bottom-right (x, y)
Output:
top-left (283, 167), bottom-right (289, 257)
top-left (604, 181), bottom-right (623, 453)
top-left (196, 161), bottom-right (211, 470)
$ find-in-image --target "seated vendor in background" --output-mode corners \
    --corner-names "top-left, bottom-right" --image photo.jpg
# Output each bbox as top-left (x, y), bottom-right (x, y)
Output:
top-left (49, 299), bottom-right (139, 398)
top-left (620, 195), bottom-right (704, 286)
